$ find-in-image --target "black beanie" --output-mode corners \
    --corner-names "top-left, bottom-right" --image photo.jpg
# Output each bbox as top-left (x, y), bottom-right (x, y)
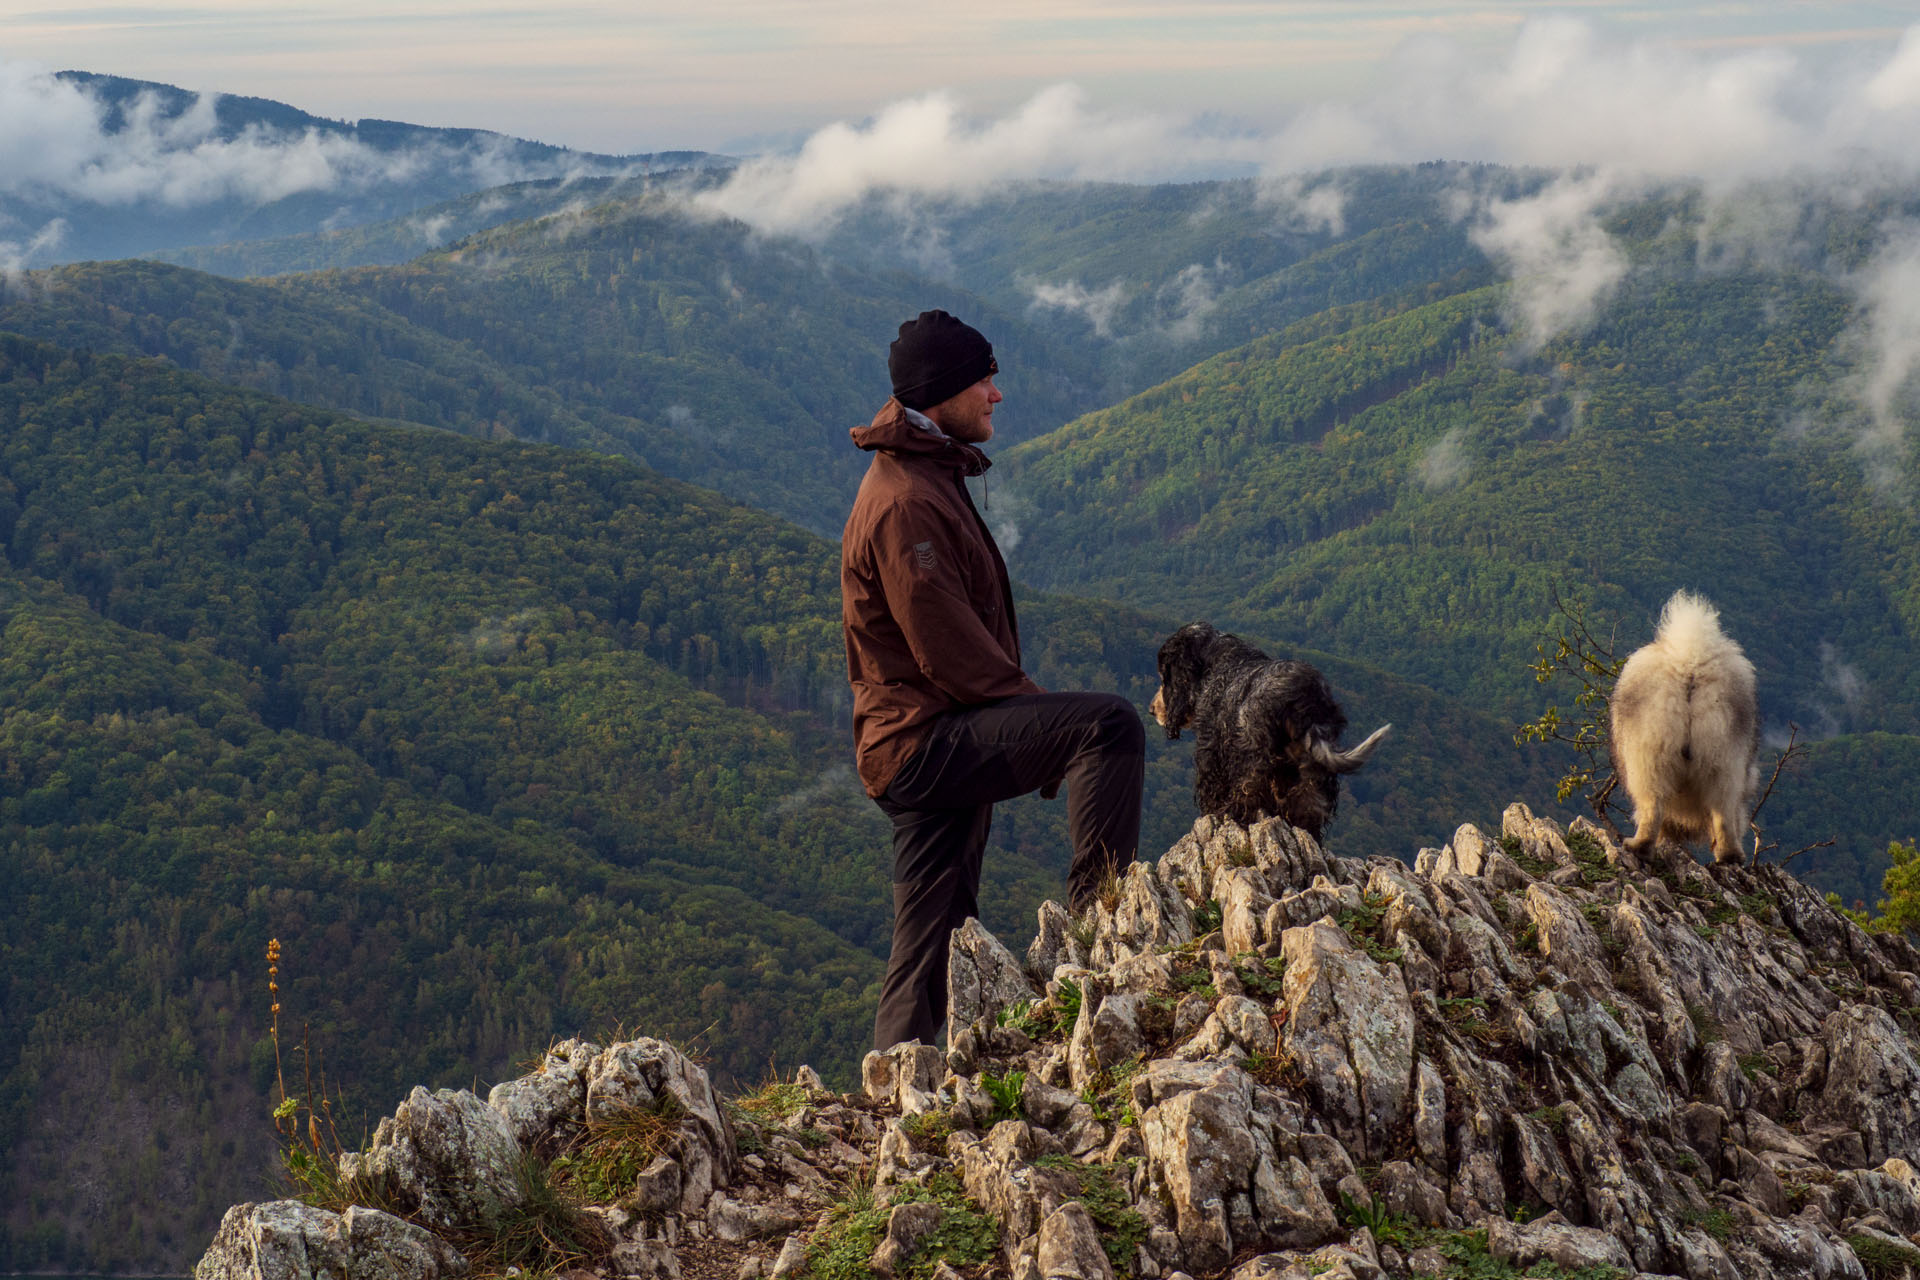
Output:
top-left (888, 310), bottom-right (997, 410)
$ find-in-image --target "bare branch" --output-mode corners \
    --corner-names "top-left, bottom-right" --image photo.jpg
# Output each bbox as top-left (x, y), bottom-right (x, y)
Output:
top-left (1781, 837), bottom-right (1838, 868)
top-left (1749, 723), bottom-right (1808, 824)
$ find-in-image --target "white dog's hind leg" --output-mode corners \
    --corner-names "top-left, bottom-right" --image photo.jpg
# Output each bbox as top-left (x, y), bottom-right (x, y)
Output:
top-left (1625, 799), bottom-right (1662, 855)
top-left (1709, 809), bottom-right (1744, 865)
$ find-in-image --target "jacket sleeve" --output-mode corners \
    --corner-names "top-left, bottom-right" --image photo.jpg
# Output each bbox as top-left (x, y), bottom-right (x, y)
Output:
top-left (871, 499), bottom-right (1043, 704)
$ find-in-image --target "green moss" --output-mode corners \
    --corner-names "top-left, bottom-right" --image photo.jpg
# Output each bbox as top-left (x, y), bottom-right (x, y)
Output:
top-left (1847, 1233), bottom-right (1920, 1280)
top-left (1528, 1104), bottom-right (1568, 1134)
top-left (1682, 1206), bottom-right (1736, 1242)
top-left (802, 1171), bottom-right (999, 1280)
top-left (1036, 1156), bottom-right (1148, 1276)
top-left (898, 1109), bottom-right (954, 1155)
top-left (1499, 833), bottom-right (1556, 878)
top-left (1235, 953), bottom-right (1287, 997)
top-left (1564, 828), bottom-right (1615, 884)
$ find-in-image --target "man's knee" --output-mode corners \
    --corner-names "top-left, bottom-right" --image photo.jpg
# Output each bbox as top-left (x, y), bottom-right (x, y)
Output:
top-left (1089, 692), bottom-right (1145, 755)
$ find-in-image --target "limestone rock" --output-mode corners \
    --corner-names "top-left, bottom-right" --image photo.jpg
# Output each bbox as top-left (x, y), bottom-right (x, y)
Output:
top-left (608, 1241), bottom-right (681, 1278)
top-left (948, 917), bottom-right (1041, 1047)
top-left (1279, 920), bottom-right (1415, 1160)
top-left (1486, 1217), bottom-right (1632, 1271)
top-left (1816, 1004), bottom-right (1920, 1165)
top-left (863, 1041), bottom-right (944, 1111)
top-left (356, 1087), bottom-right (526, 1231)
top-left (1139, 1070), bottom-right (1258, 1272)
top-left (1035, 1201), bottom-right (1115, 1280)
top-left (488, 1037), bottom-right (598, 1151)
top-left (870, 1201), bottom-right (942, 1278)
top-left (1028, 900), bottom-right (1081, 982)
top-left (195, 1202), bottom-right (466, 1280)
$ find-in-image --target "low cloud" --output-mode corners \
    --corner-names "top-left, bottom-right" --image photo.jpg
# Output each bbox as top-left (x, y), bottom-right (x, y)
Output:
top-left (1024, 261), bottom-right (1220, 345)
top-left (1468, 173), bottom-right (1629, 351)
top-left (0, 217), bottom-right (66, 285)
top-left (771, 765), bottom-right (862, 816)
top-left (1025, 276), bottom-right (1129, 338)
top-left (408, 212), bottom-right (455, 246)
top-left (696, 84), bottom-right (1266, 236)
top-left (1417, 427), bottom-right (1471, 490)
top-left (1806, 641), bottom-right (1867, 738)
top-left (1258, 174), bottom-right (1346, 236)
top-left (1838, 227), bottom-right (1920, 497)
top-left (1159, 263), bottom-right (1220, 344)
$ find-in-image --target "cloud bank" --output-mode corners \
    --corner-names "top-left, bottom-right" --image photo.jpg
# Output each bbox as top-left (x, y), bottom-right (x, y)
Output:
top-left (693, 20), bottom-right (1920, 490)
top-left (0, 59), bottom-right (640, 266)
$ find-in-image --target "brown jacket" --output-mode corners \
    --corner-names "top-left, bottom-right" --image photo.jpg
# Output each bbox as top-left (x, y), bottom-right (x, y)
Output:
top-left (842, 399), bottom-right (1042, 797)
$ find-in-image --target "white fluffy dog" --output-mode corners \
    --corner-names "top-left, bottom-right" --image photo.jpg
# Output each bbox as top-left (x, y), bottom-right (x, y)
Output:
top-left (1609, 591), bottom-right (1760, 865)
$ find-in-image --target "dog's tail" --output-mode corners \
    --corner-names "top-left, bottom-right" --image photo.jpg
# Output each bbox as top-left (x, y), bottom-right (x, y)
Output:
top-left (1311, 724), bottom-right (1391, 774)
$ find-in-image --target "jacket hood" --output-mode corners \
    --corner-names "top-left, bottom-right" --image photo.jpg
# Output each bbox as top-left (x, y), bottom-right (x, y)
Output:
top-left (851, 398), bottom-right (991, 477)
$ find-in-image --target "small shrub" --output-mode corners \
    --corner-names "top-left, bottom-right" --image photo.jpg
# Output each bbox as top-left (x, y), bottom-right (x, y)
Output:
top-left (1036, 1156), bottom-right (1147, 1275)
top-left (733, 1077), bottom-right (809, 1126)
top-left (1055, 976), bottom-right (1084, 1031)
top-left (888, 1171), bottom-right (999, 1276)
top-left (1736, 1052), bottom-right (1776, 1082)
top-left (1687, 1003), bottom-right (1725, 1046)
top-left (555, 1095), bottom-right (687, 1201)
top-left (1172, 969), bottom-right (1217, 999)
top-left (1242, 1050), bottom-right (1306, 1090)
top-left (1564, 828), bottom-right (1614, 884)
top-left (1439, 996), bottom-right (1501, 1045)
top-left (998, 999), bottom-right (1060, 1041)
top-left (979, 1070), bottom-right (1026, 1124)
top-left (1683, 1205), bottom-right (1736, 1242)
top-left (1235, 953), bottom-right (1287, 997)
top-left (1500, 833), bottom-right (1554, 879)
top-left (898, 1109), bottom-right (954, 1155)
top-left (801, 1173), bottom-right (887, 1280)
top-left (1191, 898), bottom-right (1224, 936)
top-left (461, 1153), bottom-right (614, 1276)
top-left (1337, 1190), bottom-right (1397, 1236)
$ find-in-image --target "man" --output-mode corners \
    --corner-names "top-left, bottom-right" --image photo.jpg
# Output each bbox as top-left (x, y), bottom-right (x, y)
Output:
top-left (843, 309), bottom-right (1145, 1052)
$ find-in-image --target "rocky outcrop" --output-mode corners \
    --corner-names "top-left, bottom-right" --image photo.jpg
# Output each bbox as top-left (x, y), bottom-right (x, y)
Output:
top-left (198, 804), bottom-right (1920, 1280)
top-left (196, 1202), bottom-right (466, 1280)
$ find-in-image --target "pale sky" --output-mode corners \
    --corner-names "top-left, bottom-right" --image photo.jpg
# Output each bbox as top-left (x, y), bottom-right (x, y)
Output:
top-left (0, 1), bottom-right (1912, 154)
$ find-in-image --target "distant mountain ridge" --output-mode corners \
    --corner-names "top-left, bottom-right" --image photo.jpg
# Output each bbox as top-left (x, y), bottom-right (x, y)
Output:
top-left (1, 72), bottom-right (725, 267)
top-left (55, 71), bottom-right (710, 167)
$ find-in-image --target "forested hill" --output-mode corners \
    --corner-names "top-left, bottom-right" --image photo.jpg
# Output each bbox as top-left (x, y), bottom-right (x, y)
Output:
top-left (0, 331), bottom-right (1554, 1273)
top-left (0, 204), bottom-right (1107, 537)
top-left (1000, 245), bottom-right (1920, 901)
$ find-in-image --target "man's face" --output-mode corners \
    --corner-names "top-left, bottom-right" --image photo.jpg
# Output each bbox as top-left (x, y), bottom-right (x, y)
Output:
top-left (925, 376), bottom-right (1001, 444)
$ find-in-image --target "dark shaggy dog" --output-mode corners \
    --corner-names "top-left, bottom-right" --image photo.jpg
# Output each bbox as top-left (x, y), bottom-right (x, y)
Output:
top-left (1151, 622), bottom-right (1390, 838)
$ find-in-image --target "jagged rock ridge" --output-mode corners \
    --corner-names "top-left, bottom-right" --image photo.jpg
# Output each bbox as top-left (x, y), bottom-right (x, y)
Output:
top-left (198, 804), bottom-right (1920, 1279)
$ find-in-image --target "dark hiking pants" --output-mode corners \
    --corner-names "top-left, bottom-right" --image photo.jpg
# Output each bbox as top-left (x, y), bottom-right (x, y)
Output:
top-left (871, 690), bottom-right (1145, 1052)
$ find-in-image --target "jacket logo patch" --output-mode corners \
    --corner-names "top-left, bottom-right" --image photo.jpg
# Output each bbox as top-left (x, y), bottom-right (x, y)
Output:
top-left (913, 540), bottom-right (937, 571)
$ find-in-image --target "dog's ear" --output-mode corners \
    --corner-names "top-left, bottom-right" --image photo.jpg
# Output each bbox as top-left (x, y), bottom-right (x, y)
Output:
top-left (1156, 622), bottom-right (1214, 739)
